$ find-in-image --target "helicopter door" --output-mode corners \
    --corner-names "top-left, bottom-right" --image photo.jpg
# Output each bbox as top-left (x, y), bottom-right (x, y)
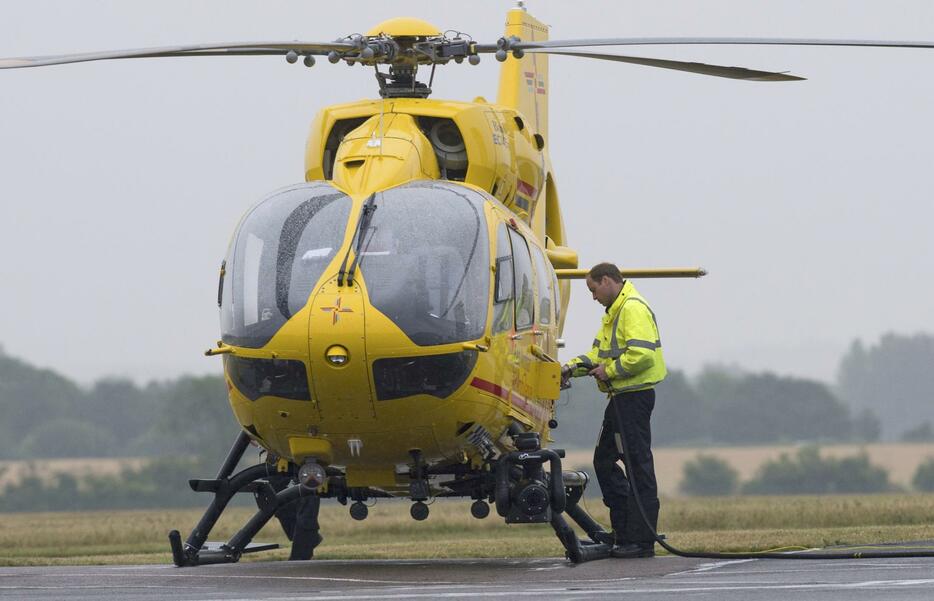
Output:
top-left (507, 228), bottom-right (540, 413)
top-left (489, 223), bottom-right (545, 425)
top-left (489, 222), bottom-right (519, 416)
top-left (530, 245), bottom-right (562, 404)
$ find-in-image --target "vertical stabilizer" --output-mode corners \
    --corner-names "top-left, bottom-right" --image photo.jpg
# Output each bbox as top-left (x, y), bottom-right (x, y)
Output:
top-left (496, 6), bottom-right (549, 140)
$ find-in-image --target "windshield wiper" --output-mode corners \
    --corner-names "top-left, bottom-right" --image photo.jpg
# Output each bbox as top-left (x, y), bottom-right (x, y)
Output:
top-left (337, 193), bottom-right (377, 287)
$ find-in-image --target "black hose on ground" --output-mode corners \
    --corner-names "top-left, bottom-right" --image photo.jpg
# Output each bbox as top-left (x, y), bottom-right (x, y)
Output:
top-left (608, 398), bottom-right (934, 560)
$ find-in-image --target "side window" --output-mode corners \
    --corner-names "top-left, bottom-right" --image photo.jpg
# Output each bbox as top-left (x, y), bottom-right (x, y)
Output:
top-left (492, 223), bottom-right (515, 335)
top-left (552, 269), bottom-right (561, 326)
top-left (508, 228), bottom-right (535, 330)
top-left (531, 246), bottom-right (553, 325)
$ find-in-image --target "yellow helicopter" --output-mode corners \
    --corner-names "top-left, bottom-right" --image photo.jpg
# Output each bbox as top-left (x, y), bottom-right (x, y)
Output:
top-left (4, 3), bottom-right (931, 565)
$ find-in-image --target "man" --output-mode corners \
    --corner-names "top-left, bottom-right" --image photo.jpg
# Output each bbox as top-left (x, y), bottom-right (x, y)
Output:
top-left (562, 263), bottom-right (667, 558)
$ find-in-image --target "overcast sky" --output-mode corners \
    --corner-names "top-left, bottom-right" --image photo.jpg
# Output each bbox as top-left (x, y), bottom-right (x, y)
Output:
top-left (1, 0), bottom-right (932, 385)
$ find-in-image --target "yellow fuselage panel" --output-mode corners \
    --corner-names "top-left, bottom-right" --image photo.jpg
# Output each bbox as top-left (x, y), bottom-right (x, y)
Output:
top-left (304, 98), bottom-right (547, 233)
top-left (308, 277), bottom-right (374, 422)
top-left (331, 113), bottom-right (440, 196)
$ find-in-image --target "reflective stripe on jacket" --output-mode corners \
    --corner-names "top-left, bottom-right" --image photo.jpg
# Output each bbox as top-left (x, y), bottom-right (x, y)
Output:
top-left (565, 280), bottom-right (667, 394)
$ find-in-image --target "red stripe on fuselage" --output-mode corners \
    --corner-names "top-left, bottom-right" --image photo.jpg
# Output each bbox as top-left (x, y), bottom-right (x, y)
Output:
top-left (469, 377), bottom-right (549, 421)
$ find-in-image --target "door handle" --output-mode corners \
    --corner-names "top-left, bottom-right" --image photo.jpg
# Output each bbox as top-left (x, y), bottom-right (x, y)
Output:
top-left (530, 344), bottom-right (558, 363)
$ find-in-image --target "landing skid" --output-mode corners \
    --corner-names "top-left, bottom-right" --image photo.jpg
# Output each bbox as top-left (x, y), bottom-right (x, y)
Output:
top-left (553, 475), bottom-right (613, 563)
top-left (169, 432), bottom-right (314, 566)
top-left (169, 431), bottom-right (611, 566)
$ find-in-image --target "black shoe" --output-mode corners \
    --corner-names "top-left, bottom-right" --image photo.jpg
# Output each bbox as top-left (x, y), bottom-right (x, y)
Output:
top-left (610, 542), bottom-right (655, 558)
top-left (592, 531), bottom-right (628, 546)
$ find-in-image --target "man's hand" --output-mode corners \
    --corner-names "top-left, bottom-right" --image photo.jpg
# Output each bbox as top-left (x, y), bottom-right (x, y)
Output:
top-left (560, 364), bottom-right (571, 390)
top-left (589, 364), bottom-right (608, 382)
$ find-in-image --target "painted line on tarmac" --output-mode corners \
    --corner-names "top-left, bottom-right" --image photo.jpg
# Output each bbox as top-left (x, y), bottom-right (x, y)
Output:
top-left (669, 558), bottom-right (756, 574)
top-left (64, 571), bottom-right (642, 588)
top-left (0, 585), bottom-right (211, 591)
top-left (675, 561), bottom-right (934, 577)
top-left (51, 571), bottom-right (418, 584)
top-left (105, 565), bottom-right (175, 570)
top-left (213, 578), bottom-right (934, 600)
top-left (374, 579), bottom-right (637, 594)
top-left (47, 569), bottom-right (637, 588)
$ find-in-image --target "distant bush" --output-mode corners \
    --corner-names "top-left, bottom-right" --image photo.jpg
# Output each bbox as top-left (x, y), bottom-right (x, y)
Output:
top-left (701, 370), bottom-right (854, 444)
top-left (837, 333), bottom-right (934, 439)
top-left (0, 456), bottom-right (236, 512)
top-left (680, 455), bottom-right (738, 496)
top-left (901, 421), bottom-right (934, 442)
top-left (743, 446), bottom-right (891, 495)
top-left (852, 409), bottom-right (882, 443)
top-left (912, 457), bottom-right (934, 492)
top-left (18, 418), bottom-right (118, 458)
top-left (0, 348), bottom-right (235, 462)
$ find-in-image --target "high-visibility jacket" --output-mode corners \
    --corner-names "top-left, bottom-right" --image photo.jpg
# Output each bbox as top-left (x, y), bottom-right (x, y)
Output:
top-left (565, 280), bottom-right (667, 394)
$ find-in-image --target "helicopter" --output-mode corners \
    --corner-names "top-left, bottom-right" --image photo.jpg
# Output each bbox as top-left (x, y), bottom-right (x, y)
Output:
top-left (3, 3), bottom-right (933, 566)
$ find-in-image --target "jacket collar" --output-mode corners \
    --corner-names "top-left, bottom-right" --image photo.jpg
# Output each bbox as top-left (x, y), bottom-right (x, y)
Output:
top-left (603, 280), bottom-right (632, 320)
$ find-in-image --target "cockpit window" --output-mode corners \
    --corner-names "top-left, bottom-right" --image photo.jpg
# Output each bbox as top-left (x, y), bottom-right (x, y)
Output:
top-left (221, 183), bottom-right (352, 348)
top-left (492, 222), bottom-right (515, 335)
top-left (358, 181), bottom-right (489, 346)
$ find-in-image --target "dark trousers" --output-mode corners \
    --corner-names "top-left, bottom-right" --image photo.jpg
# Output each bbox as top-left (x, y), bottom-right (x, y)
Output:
top-left (592, 387), bottom-right (659, 544)
top-left (266, 474), bottom-right (323, 560)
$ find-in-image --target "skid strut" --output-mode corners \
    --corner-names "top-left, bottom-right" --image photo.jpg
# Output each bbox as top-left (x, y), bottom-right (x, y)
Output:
top-left (169, 431), bottom-right (311, 567)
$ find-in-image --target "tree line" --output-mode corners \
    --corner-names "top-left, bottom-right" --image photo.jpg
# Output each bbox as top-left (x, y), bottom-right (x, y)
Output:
top-left (0, 346), bottom-right (237, 462)
top-left (551, 332), bottom-right (934, 450)
top-left (680, 447), bottom-right (934, 496)
top-left (553, 368), bottom-right (879, 449)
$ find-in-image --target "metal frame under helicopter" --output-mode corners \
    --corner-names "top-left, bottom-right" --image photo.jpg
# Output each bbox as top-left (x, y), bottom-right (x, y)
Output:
top-left (169, 430), bottom-right (614, 565)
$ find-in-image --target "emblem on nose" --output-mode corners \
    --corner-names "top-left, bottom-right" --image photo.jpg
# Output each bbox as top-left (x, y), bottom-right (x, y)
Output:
top-left (321, 296), bottom-right (354, 324)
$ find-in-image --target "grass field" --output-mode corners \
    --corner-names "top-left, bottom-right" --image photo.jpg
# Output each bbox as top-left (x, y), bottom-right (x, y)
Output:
top-left (2, 494), bottom-right (934, 566)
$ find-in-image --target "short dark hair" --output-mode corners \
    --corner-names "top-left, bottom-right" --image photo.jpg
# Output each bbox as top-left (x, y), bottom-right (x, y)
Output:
top-left (588, 262), bottom-right (623, 284)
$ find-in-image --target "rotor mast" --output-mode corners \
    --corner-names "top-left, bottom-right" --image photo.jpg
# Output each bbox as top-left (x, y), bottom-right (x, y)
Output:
top-left (359, 17), bottom-right (478, 98)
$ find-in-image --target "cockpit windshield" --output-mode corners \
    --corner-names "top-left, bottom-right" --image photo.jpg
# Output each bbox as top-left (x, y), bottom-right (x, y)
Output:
top-left (221, 183), bottom-right (352, 348)
top-left (358, 181), bottom-right (489, 346)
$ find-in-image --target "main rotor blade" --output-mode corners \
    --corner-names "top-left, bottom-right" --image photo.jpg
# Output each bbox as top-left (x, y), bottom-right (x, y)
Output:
top-left (534, 49), bottom-right (804, 81)
top-left (510, 37), bottom-right (934, 51)
top-left (0, 41), bottom-right (356, 69)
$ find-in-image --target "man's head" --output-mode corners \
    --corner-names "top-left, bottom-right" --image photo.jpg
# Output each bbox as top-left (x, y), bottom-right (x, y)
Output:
top-left (585, 262), bottom-right (624, 307)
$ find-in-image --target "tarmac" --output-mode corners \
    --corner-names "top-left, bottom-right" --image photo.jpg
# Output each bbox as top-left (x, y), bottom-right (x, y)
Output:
top-left (3, 554), bottom-right (934, 600)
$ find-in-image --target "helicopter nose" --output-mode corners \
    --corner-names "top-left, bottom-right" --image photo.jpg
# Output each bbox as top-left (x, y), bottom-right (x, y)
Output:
top-left (307, 275), bottom-right (376, 421)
